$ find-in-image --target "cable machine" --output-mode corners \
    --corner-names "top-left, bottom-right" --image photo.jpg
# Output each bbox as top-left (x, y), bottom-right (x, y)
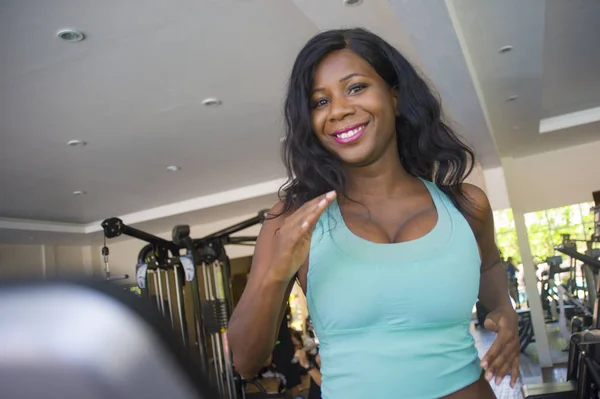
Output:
top-left (101, 210), bottom-right (267, 399)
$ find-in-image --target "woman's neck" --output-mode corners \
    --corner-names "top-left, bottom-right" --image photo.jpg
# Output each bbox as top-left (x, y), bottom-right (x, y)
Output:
top-left (343, 151), bottom-right (414, 202)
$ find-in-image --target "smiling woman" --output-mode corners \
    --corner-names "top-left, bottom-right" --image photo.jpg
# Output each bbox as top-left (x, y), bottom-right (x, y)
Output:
top-left (228, 28), bottom-right (518, 399)
top-left (280, 28), bottom-right (476, 216)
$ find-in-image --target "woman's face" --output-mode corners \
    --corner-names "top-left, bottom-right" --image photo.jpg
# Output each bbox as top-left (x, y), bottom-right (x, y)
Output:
top-left (310, 49), bottom-right (398, 167)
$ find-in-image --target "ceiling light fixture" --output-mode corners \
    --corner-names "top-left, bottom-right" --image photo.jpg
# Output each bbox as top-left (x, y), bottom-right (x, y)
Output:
top-left (344, 0), bottom-right (363, 5)
top-left (72, 190), bottom-right (87, 196)
top-left (202, 98), bottom-right (222, 107)
top-left (57, 29), bottom-right (85, 42)
top-left (499, 45), bottom-right (513, 53)
top-left (166, 166), bottom-right (181, 172)
top-left (67, 140), bottom-right (87, 147)
top-left (280, 137), bottom-right (287, 142)
top-left (507, 95), bottom-right (519, 101)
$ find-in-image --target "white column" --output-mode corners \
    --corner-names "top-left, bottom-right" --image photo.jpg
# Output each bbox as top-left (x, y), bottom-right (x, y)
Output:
top-left (41, 245), bottom-right (57, 279)
top-left (40, 246), bottom-right (46, 279)
top-left (81, 246), bottom-right (94, 276)
top-left (514, 210), bottom-right (553, 367)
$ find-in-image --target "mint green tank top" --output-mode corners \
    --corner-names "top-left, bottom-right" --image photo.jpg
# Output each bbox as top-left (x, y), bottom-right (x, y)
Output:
top-left (306, 179), bottom-right (482, 399)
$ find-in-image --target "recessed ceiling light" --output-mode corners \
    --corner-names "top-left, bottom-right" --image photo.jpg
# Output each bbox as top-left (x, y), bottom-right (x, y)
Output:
top-left (166, 165), bottom-right (181, 172)
top-left (507, 95), bottom-right (519, 101)
top-left (280, 137), bottom-right (287, 142)
top-left (67, 140), bottom-right (87, 147)
top-left (72, 190), bottom-right (87, 196)
top-left (57, 29), bottom-right (85, 42)
top-left (202, 98), bottom-right (222, 107)
top-left (344, 0), bottom-right (363, 5)
top-left (499, 45), bottom-right (513, 53)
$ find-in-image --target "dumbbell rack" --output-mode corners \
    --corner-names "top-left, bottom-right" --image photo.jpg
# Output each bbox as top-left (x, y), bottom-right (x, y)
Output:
top-left (101, 211), bottom-right (266, 399)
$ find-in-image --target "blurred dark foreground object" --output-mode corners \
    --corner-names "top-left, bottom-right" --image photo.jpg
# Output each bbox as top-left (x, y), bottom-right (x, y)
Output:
top-left (0, 278), bottom-right (217, 399)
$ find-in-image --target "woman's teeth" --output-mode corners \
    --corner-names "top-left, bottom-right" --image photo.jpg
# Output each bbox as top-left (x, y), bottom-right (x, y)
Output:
top-left (337, 125), bottom-right (363, 139)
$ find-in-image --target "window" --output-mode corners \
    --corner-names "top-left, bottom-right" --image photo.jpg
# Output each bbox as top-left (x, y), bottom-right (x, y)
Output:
top-left (492, 202), bottom-right (595, 264)
top-left (525, 203), bottom-right (595, 259)
top-left (493, 208), bottom-right (521, 264)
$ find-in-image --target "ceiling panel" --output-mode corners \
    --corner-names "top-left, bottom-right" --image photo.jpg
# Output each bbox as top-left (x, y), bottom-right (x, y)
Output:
top-left (0, 0), bottom-right (315, 223)
top-left (447, 0), bottom-right (600, 158)
top-left (541, 0), bottom-right (600, 118)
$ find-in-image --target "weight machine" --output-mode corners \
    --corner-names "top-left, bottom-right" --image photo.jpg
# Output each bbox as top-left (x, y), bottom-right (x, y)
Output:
top-left (523, 192), bottom-right (600, 398)
top-left (101, 210), bottom-right (268, 399)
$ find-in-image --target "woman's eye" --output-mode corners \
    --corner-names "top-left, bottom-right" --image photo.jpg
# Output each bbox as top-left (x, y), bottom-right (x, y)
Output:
top-left (312, 98), bottom-right (329, 109)
top-left (348, 83), bottom-right (367, 94)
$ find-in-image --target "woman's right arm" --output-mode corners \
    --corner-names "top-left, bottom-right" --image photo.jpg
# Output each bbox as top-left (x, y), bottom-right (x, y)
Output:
top-left (227, 192), bottom-right (335, 378)
top-left (227, 202), bottom-right (295, 377)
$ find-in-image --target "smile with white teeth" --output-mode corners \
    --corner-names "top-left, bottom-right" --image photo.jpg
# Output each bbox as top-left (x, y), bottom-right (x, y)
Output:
top-left (337, 125), bottom-right (364, 139)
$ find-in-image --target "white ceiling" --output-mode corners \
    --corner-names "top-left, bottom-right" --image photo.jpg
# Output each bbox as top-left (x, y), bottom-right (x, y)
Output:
top-left (1, 0), bottom-right (599, 244)
top-left (446, 0), bottom-right (600, 158)
top-left (1, 0), bottom-right (311, 224)
top-left (542, 0), bottom-right (600, 118)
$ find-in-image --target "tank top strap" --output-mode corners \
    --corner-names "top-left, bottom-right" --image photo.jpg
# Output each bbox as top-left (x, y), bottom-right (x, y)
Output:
top-left (418, 178), bottom-right (454, 213)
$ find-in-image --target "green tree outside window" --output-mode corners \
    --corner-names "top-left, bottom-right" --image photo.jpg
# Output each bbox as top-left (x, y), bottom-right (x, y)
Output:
top-left (492, 202), bottom-right (594, 265)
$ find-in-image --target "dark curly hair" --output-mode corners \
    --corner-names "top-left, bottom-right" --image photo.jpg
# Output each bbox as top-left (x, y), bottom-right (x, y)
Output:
top-left (279, 28), bottom-right (475, 217)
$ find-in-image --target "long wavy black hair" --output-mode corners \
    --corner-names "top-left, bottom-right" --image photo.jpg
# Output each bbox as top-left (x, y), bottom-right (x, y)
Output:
top-left (279, 28), bottom-right (476, 216)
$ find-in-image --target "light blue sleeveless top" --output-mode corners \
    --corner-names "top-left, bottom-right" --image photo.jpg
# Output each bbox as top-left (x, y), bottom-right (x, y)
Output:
top-left (306, 179), bottom-right (482, 399)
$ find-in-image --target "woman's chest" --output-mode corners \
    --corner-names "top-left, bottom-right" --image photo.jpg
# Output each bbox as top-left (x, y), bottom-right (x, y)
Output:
top-left (303, 244), bottom-right (481, 332)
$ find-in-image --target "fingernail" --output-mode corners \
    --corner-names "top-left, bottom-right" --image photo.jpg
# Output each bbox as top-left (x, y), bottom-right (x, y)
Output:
top-left (326, 191), bottom-right (336, 199)
top-left (485, 372), bottom-right (492, 381)
top-left (481, 361), bottom-right (488, 369)
top-left (496, 377), bottom-right (502, 385)
top-left (301, 221), bottom-right (309, 229)
top-left (318, 198), bottom-right (327, 207)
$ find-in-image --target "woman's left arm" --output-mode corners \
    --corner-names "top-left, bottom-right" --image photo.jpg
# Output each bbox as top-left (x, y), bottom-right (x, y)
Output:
top-left (463, 184), bottom-right (520, 388)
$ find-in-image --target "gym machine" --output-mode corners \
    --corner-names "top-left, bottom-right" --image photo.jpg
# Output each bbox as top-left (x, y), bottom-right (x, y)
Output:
top-left (522, 192), bottom-right (600, 398)
top-left (538, 247), bottom-right (594, 339)
top-left (101, 210), bottom-right (274, 399)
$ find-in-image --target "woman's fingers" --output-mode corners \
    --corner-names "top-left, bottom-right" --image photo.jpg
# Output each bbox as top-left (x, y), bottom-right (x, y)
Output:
top-left (485, 338), bottom-right (519, 385)
top-left (294, 199), bottom-right (332, 241)
top-left (286, 191), bottom-right (336, 233)
top-left (510, 360), bottom-right (520, 388)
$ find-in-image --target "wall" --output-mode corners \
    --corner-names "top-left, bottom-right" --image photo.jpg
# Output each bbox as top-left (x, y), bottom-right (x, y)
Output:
top-left (55, 245), bottom-right (93, 277)
top-left (481, 140), bottom-right (600, 213)
top-left (482, 166), bottom-right (511, 211)
top-left (0, 244), bottom-right (94, 279)
top-left (501, 140), bottom-right (600, 213)
top-left (0, 244), bottom-right (45, 278)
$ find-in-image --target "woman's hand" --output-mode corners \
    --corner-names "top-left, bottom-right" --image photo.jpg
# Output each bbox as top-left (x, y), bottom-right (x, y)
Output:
top-left (268, 191), bottom-right (336, 281)
top-left (295, 349), bottom-right (310, 369)
top-left (480, 308), bottom-right (520, 388)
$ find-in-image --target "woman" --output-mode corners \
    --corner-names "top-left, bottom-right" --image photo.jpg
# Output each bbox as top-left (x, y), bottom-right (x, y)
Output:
top-left (228, 28), bottom-right (519, 399)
